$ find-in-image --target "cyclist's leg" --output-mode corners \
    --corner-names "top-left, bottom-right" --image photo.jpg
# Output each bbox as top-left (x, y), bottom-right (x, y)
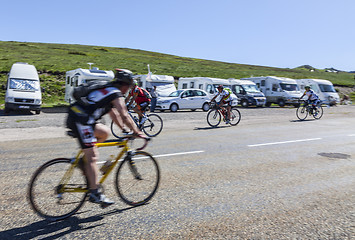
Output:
top-left (94, 123), bottom-right (110, 143)
top-left (133, 105), bottom-right (144, 118)
top-left (226, 103), bottom-right (231, 120)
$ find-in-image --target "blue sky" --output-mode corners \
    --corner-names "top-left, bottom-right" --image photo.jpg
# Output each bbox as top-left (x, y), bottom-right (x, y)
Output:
top-left (1, 0), bottom-right (354, 70)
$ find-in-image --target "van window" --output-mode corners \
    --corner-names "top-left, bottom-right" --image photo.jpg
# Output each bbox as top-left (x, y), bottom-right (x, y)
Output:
top-left (199, 84), bottom-right (203, 90)
top-left (9, 78), bottom-right (39, 91)
top-left (272, 84), bottom-right (278, 91)
top-left (70, 77), bottom-right (74, 87)
top-left (190, 82), bottom-right (194, 88)
top-left (233, 85), bottom-right (243, 94)
top-left (182, 83), bottom-right (187, 89)
top-left (67, 76), bottom-right (70, 84)
top-left (256, 83), bottom-right (260, 88)
top-left (261, 80), bottom-right (265, 86)
top-left (319, 84), bottom-right (336, 92)
top-left (206, 84), bottom-right (214, 94)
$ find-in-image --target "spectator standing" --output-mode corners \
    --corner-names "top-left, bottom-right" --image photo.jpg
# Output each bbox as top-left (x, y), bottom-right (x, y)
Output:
top-left (150, 86), bottom-right (158, 112)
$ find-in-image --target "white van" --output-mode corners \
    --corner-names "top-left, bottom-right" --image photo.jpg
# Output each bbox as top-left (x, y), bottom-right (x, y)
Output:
top-left (178, 77), bottom-right (239, 106)
top-left (242, 76), bottom-right (302, 107)
top-left (296, 79), bottom-right (340, 106)
top-left (65, 67), bottom-right (114, 103)
top-left (135, 74), bottom-right (176, 97)
top-left (229, 79), bottom-right (266, 107)
top-left (4, 62), bottom-right (42, 114)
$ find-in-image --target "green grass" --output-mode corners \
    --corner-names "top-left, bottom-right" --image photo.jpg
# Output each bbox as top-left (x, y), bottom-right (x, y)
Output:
top-left (0, 40), bottom-right (354, 106)
top-left (15, 119), bottom-right (38, 123)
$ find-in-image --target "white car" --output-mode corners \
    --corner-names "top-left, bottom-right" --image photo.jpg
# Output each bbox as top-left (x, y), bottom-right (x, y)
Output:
top-left (156, 89), bottom-right (211, 112)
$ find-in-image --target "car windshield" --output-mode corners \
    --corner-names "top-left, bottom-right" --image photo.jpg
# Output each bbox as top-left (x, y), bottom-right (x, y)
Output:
top-left (168, 90), bottom-right (183, 97)
top-left (10, 78), bottom-right (39, 91)
top-left (319, 84), bottom-right (336, 92)
top-left (280, 83), bottom-right (299, 91)
top-left (243, 84), bottom-right (260, 93)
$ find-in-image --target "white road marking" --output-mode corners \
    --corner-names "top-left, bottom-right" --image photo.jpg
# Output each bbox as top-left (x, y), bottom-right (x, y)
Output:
top-left (348, 134), bottom-right (355, 137)
top-left (97, 150), bottom-right (205, 164)
top-left (248, 138), bottom-right (322, 147)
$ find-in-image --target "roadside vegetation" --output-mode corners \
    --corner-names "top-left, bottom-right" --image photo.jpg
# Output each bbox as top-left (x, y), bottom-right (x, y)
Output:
top-left (0, 41), bottom-right (354, 106)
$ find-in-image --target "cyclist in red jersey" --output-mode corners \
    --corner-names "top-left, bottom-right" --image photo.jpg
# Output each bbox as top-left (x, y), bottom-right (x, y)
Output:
top-left (126, 81), bottom-right (151, 125)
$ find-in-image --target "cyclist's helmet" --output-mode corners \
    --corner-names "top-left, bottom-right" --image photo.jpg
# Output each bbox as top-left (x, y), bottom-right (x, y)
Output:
top-left (305, 85), bottom-right (311, 90)
top-left (113, 69), bottom-right (134, 86)
top-left (217, 85), bottom-right (224, 89)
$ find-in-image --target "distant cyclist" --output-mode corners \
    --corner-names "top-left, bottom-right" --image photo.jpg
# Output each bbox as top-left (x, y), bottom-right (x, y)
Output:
top-left (210, 85), bottom-right (232, 124)
top-left (299, 85), bottom-right (321, 110)
top-left (66, 69), bottom-right (145, 207)
top-left (126, 81), bottom-right (151, 125)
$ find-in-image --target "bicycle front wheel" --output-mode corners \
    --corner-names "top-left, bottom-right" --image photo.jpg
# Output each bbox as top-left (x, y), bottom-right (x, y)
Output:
top-left (142, 114), bottom-right (163, 137)
top-left (229, 108), bottom-right (241, 126)
top-left (296, 106), bottom-right (308, 120)
top-left (207, 109), bottom-right (221, 127)
top-left (115, 151), bottom-right (160, 206)
top-left (312, 105), bottom-right (323, 119)
top-left (28, 158), bottom-right (88, 221)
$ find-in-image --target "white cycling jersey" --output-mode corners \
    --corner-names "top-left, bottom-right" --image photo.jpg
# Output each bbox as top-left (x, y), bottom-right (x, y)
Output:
top-left (305, 89), bottom-right (319, 101)
top-left (216, 89), bottom-right (232, 102)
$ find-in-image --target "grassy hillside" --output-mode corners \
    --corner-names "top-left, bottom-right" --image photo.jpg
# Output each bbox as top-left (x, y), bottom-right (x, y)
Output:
top-left (0, 41), bottom-right (354, 106)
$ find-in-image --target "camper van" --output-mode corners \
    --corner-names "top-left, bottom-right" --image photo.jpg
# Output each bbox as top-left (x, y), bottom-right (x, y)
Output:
top-left (178, 77), bottom-right (239, 106)
top-left (4, 62), bottom-right (42, 114)
top-left (242, 76), bottom-right (302, 107)
top-left (136, 74), bottom-right (176, 97)
top-left (65, 67), bottom-right (114, 103)
top-left (296, 79), bottom-right (340, 106)
top-left (229, 79), bottom-right (266, 107)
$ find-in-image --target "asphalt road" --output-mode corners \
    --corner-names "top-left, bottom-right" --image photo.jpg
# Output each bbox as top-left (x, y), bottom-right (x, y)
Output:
top-left (0, 106), bottom-right (354, 239)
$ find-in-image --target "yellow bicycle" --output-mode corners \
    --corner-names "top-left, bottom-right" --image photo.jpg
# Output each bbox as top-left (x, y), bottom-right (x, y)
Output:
top-left (28, 134), bottom-right (160, 221)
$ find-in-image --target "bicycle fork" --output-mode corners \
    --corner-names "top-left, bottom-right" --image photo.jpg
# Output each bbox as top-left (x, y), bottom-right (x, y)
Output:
top-left (125, 151), bottom-right (143, 180)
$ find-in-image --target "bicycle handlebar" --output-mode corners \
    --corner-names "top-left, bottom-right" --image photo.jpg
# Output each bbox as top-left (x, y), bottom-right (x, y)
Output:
top-left (118, 133), bottom-right (151, 151)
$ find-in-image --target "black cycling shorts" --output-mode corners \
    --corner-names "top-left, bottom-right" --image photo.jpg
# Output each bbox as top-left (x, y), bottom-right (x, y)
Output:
top-left (67, 116), bottom-right (97, 149)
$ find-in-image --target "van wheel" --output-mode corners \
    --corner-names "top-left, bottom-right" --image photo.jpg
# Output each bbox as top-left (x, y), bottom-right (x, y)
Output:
top-left (241, 100), bottom-right (249, 108)
top-left (202, 102), bottom-right (210, 111)
top-left (278, 99), bottom-right (286, 107)
top-left (265, 102), bottom-right (271, 107)
top-left (170, 103), bottom-right (179, 112)
top-left (35, 110), bottom-right (41, 114)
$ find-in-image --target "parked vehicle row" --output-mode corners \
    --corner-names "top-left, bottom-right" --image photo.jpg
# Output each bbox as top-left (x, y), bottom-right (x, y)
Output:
top-left (2, 62), bottom-right (341, 114)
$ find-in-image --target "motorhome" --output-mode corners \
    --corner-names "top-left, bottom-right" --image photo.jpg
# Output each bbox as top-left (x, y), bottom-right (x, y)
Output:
top-left (135, 74), bottom-right (176, 97)
top-left (229, 79), bottom-right (266, 107)
top-left (4, 62), bottom-right (42, 114)
top-left (178, 77), bottom-right (239, 106)
top-left (296, 79), bottom-right (340, 106)
top-left (65, 67), bottom-right (114, 103)
top-left (242, 76), bottom-right (302, 107)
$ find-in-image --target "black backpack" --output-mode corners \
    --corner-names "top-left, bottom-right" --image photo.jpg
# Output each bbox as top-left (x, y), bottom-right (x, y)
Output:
top-left (72, 81), bottom-right (111, 105)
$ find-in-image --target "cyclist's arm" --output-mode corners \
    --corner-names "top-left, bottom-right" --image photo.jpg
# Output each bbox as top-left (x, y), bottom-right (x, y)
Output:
top-left (109, 107), bottom-right (124, 129)
top-left (111, 98), bottom-right (143, 135)
top-left (210, 93), bottom-right (219, 102)
top-left (299, 92), bottom-right (306, 100)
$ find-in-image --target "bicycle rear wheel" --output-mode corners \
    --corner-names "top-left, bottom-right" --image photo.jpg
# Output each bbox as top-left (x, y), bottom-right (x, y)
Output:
top-left (229, 108), bottom-right (241, 126)
top-left (142, 114), bottom-right (163, 137)
top-left (115, 151), bottom-right (160, 206)
top-left (312, 105), bottom-right (323, 119)
top-left (28, 158), bottom-right (88, 221)
top-left (296, 106), bottom-right (308, 120)
top-left (207, 109), bottom-right (221, 127)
